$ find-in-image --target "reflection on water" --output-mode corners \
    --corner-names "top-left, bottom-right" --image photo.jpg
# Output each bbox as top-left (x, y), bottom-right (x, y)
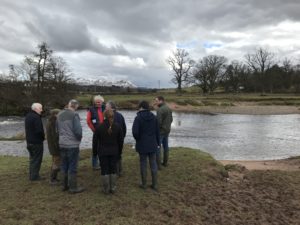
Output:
top-left (0, 110), bottom-right (300, 160)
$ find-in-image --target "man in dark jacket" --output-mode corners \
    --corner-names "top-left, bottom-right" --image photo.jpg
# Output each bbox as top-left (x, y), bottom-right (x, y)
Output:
top-left (132, 100), bottom-right (160, 191)
top-left (105, 100), bottom-right (126, 176)
top-left (86, 95), bottom-right (105, 170)
top-left (57, 99), bottom-right (84, 194)
top-left (154, 96), bottom-right (173, 168)
top-left (25, 103), bottom-right (45, 181)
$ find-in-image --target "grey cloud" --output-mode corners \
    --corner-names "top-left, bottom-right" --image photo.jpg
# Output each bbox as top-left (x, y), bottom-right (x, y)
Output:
top-left (23, 11), bottom-right (129, 55)
top-left (1, 0), bottom-right (300, 87)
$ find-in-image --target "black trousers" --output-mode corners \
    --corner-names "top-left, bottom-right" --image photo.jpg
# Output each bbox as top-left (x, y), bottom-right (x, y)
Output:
top-left (99, 155), bottom-right (118, 175)
top-left (92, 133), bottom-right (98, 157)
top-left (27, 143), bottom-right (44, 180)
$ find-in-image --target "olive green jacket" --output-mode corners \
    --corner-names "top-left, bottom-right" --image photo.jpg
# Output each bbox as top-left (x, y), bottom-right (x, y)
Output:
top-left (46, 117), bottom-right (59, 156)
top-left (156, 103), bottom-right (173, 136)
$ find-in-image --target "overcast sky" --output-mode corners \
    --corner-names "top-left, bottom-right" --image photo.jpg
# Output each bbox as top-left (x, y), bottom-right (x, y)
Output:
top-left (1, 0), bottom-right (300, 87)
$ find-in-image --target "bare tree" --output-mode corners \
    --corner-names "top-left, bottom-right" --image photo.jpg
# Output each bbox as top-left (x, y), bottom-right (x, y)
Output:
top-left (245, 47), bottom-right (275, 93)
top-left (6, 42), bottom-right (74, 110)
top-left (166, 48), bottom-right (194, 93)
top-left (223, 60), bottom-right (247, 93)
top-left (35, 42), bottom-right (53, 95)
top-left (193, 55), bottom-right (227, 94)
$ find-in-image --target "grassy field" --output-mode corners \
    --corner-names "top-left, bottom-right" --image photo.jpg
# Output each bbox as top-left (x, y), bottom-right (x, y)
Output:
top-left (0, 146), bottom-right (299, 225)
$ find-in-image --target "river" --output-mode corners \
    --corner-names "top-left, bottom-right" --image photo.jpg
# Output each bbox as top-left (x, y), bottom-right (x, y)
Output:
top-left (0, 110), bottom-right (300, 160)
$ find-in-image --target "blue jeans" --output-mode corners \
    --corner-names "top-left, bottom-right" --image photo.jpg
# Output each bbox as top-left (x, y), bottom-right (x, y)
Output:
top-left (60, 147), bottom-right (79, 175)
top-left (160, 135), bottom-right (169, 152)
top-left (156, 135), bottom-right (169, 161)
top-left (27, 143), bottom-right (44, 180)
top-left (139, 152), bottom-right (157, 174)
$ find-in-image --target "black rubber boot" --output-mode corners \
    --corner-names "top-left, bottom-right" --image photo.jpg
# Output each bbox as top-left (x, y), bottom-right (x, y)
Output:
top-left (101, 175), bottom-right (110, 194)
top-left (150, 171), bottom-right (158, 192)
top-left (50, 168), bottom-right (60, 185)
top-left (162, 151), bottom-right (169, 167)
top-left (139, 167), bottom-right (147, 189)
top-left (109, 174), bottom-right (117, 194)
top-left (116, 159), bottom-right (123, 177)
top-left (68, 174), bottom-right (85, 194)
top-left (156, 152), bottom-right (162, 170)
top-left (62, 173), bottom-right (69, 191)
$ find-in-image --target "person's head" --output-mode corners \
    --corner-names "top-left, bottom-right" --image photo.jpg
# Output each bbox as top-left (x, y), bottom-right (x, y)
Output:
top-left (68, 99), bottom-right (79, 111)
top-left (94, 95), bottom-right (104, 107)
top-left (50, 109), bottom-right (60, 117)
top-left (104, 109), bottom-right (114, 135)
top-left (105, 100), bottom-right (116, 111)
top-left (49, 109), bottom-right (60, 121)
top-left (154, 96), bottom-right (165, 106)
top-left (138, 100), bottom-right (150, 111)
top-left (31, 103), bottom-right (43, 115)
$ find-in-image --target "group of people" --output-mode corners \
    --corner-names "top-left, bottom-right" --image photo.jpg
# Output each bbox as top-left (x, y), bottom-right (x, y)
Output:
top-left (24, 95), bottom-right (173, 194)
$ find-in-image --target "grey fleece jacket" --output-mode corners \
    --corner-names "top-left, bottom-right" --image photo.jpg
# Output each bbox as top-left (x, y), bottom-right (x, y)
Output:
top-left (57, 109), bottom-right (82, 148)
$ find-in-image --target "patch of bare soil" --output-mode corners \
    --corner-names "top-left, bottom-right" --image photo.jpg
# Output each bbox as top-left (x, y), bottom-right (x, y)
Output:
top-left (183, 167), bottom-right (300, 224)
top-left (220, 157), bottom-right (300, 171)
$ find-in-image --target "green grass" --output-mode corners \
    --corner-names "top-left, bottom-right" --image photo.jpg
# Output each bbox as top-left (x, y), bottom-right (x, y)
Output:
top-left (77, 92), bottom-right (300, 110)
top-left (0, 146), bottom-right (227, 225)
top-left (0, 146), bottom-right (299, 225)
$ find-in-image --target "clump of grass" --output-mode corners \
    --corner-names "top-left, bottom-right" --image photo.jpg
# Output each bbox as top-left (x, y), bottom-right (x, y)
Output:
top-left (175, 99), bottom-right (188, 106)
top-left (0, 132), bottom-right (25, 141)
top-left (224, 164), bottom-right (247, 173)
top-left (201, 100), bottom-right (219, 106)
top-left (184, 99), bottom-right (204, 106)
top-left (219, 102), bottom-right (234, 106)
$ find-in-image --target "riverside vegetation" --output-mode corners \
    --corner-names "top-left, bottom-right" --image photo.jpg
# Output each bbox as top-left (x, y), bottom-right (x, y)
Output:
top-left (77, 91), bottom-right (300, 113)
top-left (0, 145), bottom-right (299, 225)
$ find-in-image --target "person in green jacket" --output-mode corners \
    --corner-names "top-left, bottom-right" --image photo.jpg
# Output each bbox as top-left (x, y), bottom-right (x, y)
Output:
top-left (46, 109), bottom-right (61, 185)
top-left (154, 96), bottom-right (173, 168)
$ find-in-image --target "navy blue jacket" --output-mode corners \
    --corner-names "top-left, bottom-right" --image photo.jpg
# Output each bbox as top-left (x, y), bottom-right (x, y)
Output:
top-left (25, 110), bottom-right (45, 144)
top-left (114, 111), bottom-right (126, 138)
top-left (132, 110), bottom-right (160, 154)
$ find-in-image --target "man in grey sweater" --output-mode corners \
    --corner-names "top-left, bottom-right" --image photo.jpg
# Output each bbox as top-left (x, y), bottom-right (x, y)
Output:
top-left (57, 99), bottom-right (85, 194)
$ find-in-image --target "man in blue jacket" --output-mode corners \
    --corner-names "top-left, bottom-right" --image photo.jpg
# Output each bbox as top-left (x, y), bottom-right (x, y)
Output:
top-left (132, 100), bottom-right (160, 191)
top-left (25, 103), bottom-right (45, 181)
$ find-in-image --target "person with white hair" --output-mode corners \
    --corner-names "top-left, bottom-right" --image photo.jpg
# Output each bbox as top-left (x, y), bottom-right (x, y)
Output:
top-left (86, 95), bottom-right (105, 170)
top-left (57, 99), bottom-right (85, 194)
top-left (25, 102), bottom-right (45, 181)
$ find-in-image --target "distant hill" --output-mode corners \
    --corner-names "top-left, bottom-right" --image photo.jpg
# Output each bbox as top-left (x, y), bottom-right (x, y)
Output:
top-left (72, 77), bottom-right (137, 88)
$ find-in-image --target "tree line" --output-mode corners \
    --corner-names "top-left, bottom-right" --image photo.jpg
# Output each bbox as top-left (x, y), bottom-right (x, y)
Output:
top-left (167, 48), bottom-right (300, 94)
top-left (0, 42), bottom-right (75, 115)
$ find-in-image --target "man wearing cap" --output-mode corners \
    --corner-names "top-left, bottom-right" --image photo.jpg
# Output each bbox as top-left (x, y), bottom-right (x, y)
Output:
top-left (57, 99), bottom-right (85, 194)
